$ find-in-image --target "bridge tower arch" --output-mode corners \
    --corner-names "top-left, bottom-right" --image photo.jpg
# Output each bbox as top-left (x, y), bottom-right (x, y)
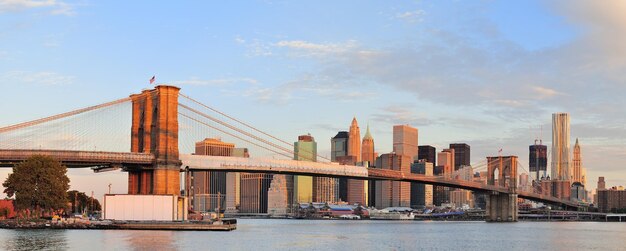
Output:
top-left (128, 85), bottom-right (181, 195)
top-left (486, 156), bottom-right (518, 222)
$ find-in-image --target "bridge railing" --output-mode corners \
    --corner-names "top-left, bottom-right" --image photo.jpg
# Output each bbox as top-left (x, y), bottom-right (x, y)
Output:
top-left (0, 149), bottom-right (154, 164)
top-left (180, 154), bottom-right (369, 178)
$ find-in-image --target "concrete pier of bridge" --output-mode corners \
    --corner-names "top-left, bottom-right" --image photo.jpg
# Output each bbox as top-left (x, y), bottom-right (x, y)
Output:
top-left (127, 85), bottom-right (182, 195)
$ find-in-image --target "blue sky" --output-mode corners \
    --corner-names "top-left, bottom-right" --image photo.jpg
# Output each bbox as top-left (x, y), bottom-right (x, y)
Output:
top-left (2, 0), bottom-right (626, 199)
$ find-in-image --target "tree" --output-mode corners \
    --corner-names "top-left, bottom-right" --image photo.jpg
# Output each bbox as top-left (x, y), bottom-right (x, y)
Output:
top-left (2, 155), bottom-right (70, 217)
top-left (67, 190), bottom-right (101, 214)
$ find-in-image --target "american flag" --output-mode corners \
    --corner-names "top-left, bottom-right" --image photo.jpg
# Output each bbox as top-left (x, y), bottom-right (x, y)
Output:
top-left (149, 75), bottom-right (155, 84)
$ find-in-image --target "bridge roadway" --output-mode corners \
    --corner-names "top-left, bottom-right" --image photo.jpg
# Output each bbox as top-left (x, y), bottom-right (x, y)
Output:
top-left (0, 149), bottom-right (154, 170)
top-left (0, 150), bottom-right (580, 208)
top-left (180, 154), bottom-right (580, 209)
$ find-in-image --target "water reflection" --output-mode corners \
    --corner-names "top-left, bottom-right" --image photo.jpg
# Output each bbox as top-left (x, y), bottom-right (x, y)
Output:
top-left (1, 220), bottom-right (626, 250)
top-left (2, 229), bottom-right (68, 251)
top-left (123, 230), bottom-right (177, 251)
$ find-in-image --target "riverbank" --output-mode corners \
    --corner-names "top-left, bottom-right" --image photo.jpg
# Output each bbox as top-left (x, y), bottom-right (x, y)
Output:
top-left (0, 219), bottom-right (237, 231)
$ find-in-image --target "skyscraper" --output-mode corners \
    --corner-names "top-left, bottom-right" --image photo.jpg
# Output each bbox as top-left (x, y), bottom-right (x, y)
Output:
top-left (529, 142), bottom-right (548, 180)
top-left (293, 134), bottom-right (317, 203)
top-left (312, 131), bottom-right (348, 203)
top-left (190, 138), bottom-right (234, 212)
top-left (361, 125), bottom-right (377, 165)
top-left (418, 145), bottom-right (436, 164)
top-left (572, 138), bottom-right (583, 184)
top-left (312, 132), bottom-right (339, 202)
top-left (393, 125), bottom-right (418, 159)
top-left (449, 143), bottom-right (470, 170)
top-left (410, 160), bottom-right (434, 208)
top-left (331, 131), bottom-right (349, 161)
top-left (375, 153), bottom-right (412, 208)
top-left (239, 173), bottom-right (273, 213)
top-left (348, 117), bottom-right (361, 162)
top-left (361, 126), bottom-right (376, 207)
top-left (551, 113), bottom-right (571, 181)
top-left (598, 177), bottom-right (606, 190)
top-left (438, 149), bottom-right (455, 175)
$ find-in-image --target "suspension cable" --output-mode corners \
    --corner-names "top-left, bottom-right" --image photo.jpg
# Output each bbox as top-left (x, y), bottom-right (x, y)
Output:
top-left (179, 93), bottom-right (331, 161)
top-left (178, 103), bottom-right (315, 161)
top-left (0, 97), bottom-right (131, 134)
top-left (179, 113), bottom-right (293, 159)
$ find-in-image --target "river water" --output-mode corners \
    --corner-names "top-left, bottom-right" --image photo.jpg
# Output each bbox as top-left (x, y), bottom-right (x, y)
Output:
top-left (1, 219), bottom-right (625, 250)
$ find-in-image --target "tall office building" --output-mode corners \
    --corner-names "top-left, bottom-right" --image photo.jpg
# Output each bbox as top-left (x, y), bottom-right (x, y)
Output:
top-left (410, 160), bottom-right (434, 208)
top-left (310, 131), bottom-right (347, 203)
top-left (360, 125), bottom-right (375, 206)
top-left (225, 148), bottom-right (248, 214)
top-left (268, 133), bottom-right (321, 215)
top-left (551, 113), bottom-right (571, 181)
top-left (267, 174), bottom-right (289, 216)
top-left (433, 165), bottom-right (449, 206)
top-left (335, 155), bottom-right (366, 204)
top-left (293, 134), bottom-right (317, 203)
top-left (598, 177), bottom-right (606, 190)
top-left (393, 125), bottom-right (418, 159)
top-left (418, 145), bottom-right (436, 164)
top-left (438, 149), bottom-right (455, 175)
top-left (375, 153), bottom-right (412, 208)
top-left (361, 125), bottom-right (377, 165)
top-left (449, 143), bottom-right (470, 170)
top-left (330, 131), bottom-right (349, 203)
top-left (572, 138), bottom-right (584, 185)
top-left (331, 131), bottom-right (349, 161)
top-left (529, 142), bottom-right (548, 180)
top-left (239, 173), bottom-right (273, 214)
top-left (348, 117), bottom-right (362, 162)
top-left (189, 138), bottom-right (234, 212)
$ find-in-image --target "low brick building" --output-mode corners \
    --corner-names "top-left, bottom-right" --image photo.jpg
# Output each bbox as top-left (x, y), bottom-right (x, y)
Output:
top-left (597, 188), bottom-right (626, 213)
top-left (0, 199), bottom-right (16, 219)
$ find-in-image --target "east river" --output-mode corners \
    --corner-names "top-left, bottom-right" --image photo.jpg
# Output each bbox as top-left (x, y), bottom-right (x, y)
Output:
top-left (1, 219), bottom-right (625, 250)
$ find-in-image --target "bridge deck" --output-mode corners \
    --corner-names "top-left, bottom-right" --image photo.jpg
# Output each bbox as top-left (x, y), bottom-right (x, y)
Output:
top-left (0, 149), bottom-right (154, 168)
top-left (0, 151), bottom-right (581, 208)
top-left (180, 155), bottom-right (580, 208)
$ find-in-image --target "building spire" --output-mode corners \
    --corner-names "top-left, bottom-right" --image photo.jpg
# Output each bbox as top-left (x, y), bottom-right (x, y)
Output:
top-left (363, 124), bottom-right (373, 140)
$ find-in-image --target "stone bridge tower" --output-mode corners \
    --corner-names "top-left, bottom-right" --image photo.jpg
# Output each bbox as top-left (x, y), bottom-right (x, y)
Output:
top-left (128, 85), bottom-right (181, 195)
top-left (486, 155), bottom-right (518, 222)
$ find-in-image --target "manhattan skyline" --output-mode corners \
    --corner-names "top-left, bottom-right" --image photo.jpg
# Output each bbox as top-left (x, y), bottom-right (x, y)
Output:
top-left (1, 0), bottom-right (626, 199)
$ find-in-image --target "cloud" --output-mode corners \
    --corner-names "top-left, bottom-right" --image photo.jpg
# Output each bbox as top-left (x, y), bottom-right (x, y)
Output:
top-left (371, 105), bottom-right (435, 127)
top-left (530, 86), bottom-right (566, 99)
top-left (235, 37), bottom-right (272, 56)
top-left (0, 70), bottom-right (75, 86)
top-left (275, 40), bottom-right (358, 57)
top-left (395, 10), bottom-right (425, 23)
top-left (241, 73), bottom-right (376, 105)
top-left (172, 77), bottom-right (258, 86)
top-left (0, 0), bottom-right (75, 16)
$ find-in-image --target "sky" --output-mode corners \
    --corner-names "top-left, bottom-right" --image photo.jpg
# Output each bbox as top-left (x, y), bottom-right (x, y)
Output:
top-left (1, 0), bottom-right (626, 201)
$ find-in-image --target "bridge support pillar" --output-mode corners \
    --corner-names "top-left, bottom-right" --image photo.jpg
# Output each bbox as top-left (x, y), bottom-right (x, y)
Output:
top-left (486, 192), bottom-right (518, 222)
top-left (129, 85), bottom-right (181, 195)
top-left (486, 156), bottom-right (519, 222)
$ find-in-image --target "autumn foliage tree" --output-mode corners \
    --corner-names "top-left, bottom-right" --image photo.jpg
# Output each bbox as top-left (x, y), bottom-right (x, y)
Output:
top-left (2, 155), bottom-right (70, 217)
top-left (67, 190), bottom-right (101, 215)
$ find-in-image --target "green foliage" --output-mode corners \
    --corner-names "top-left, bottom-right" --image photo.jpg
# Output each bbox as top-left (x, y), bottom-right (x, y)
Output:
top-left (2, 155), bottom-right (70, 212)
top-left (0, 207), bottom-right (9, 218)
top-left (67, 190), bottom-right (101, 214)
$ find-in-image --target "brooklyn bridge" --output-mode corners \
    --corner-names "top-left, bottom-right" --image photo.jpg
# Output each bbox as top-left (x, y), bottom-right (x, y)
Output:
top-left (0, 85), bottom-right (585, 222)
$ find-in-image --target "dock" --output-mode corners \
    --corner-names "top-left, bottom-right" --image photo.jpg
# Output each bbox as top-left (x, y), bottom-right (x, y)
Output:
top-left (113, 219), bottom-right (237, 231)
